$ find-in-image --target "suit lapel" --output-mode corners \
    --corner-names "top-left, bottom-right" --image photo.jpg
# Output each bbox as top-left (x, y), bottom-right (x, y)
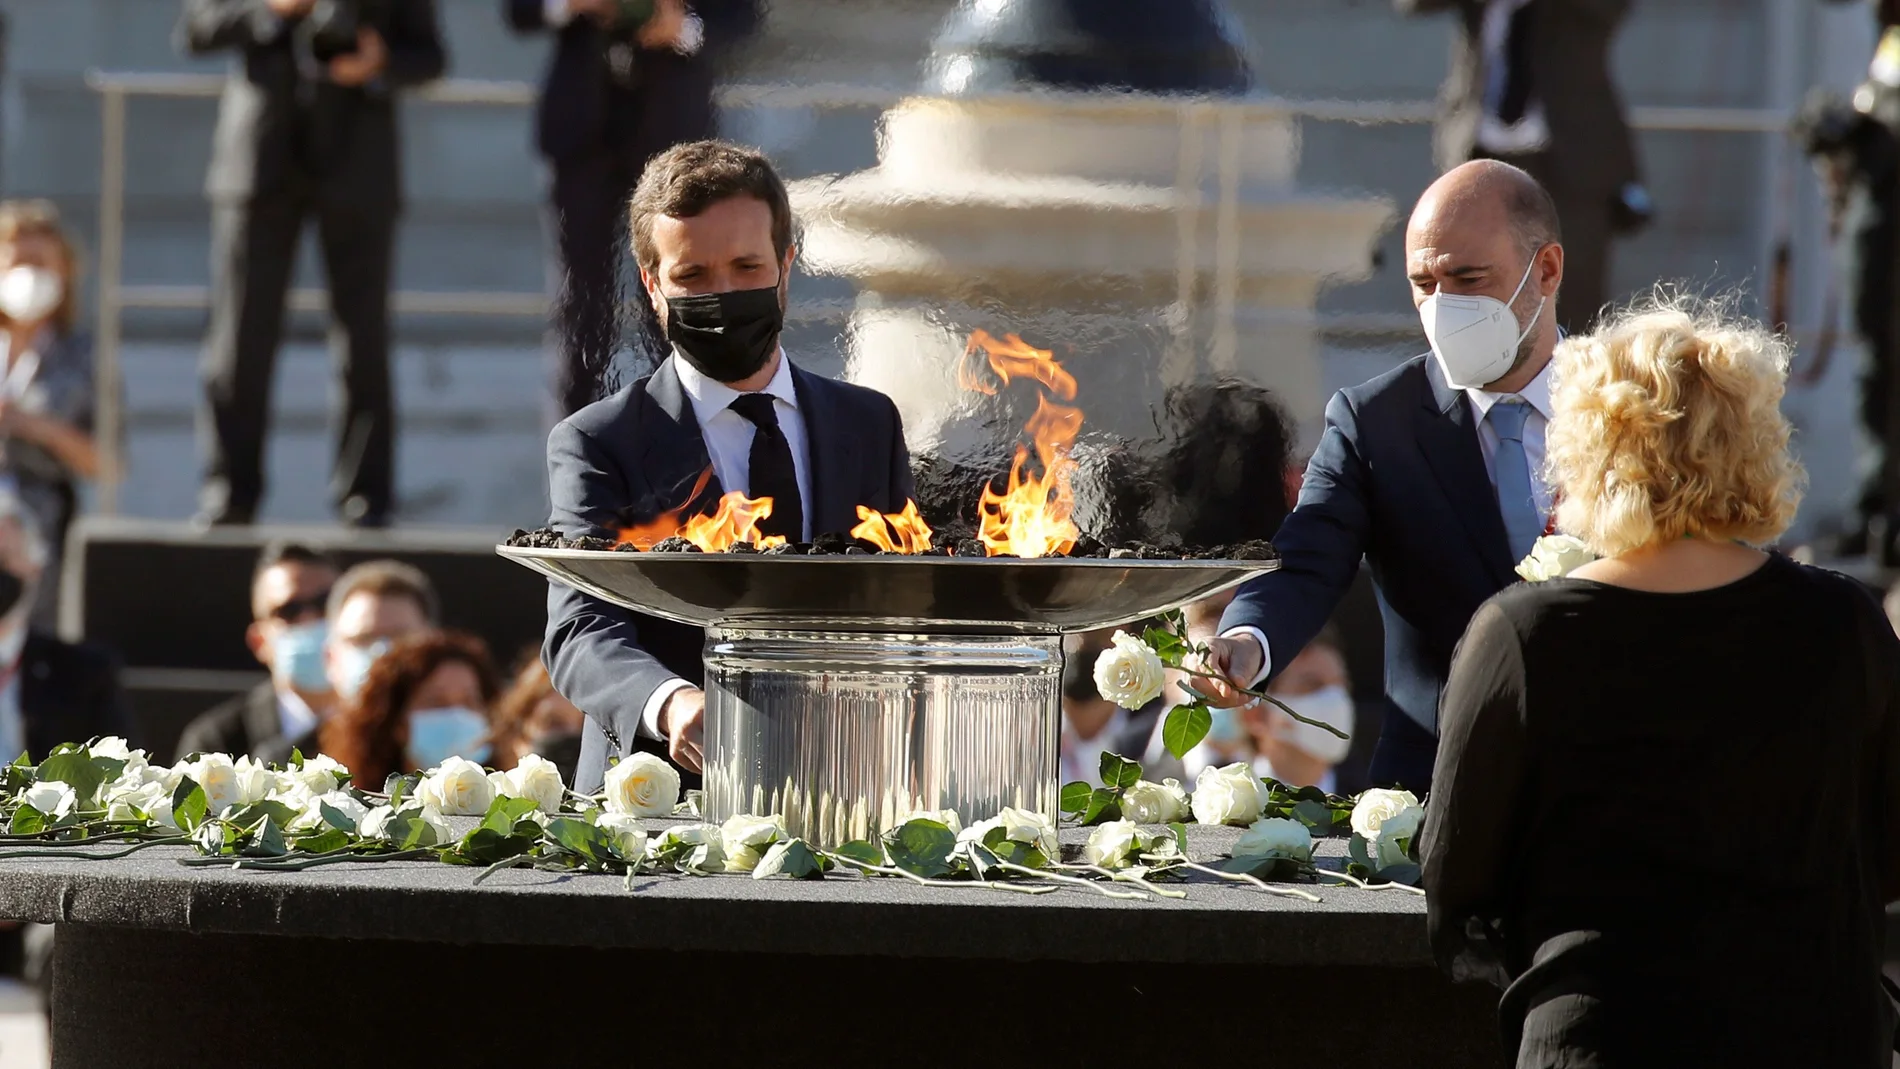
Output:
top-left (791, 364), bottom-right (860, 535)
top-left (639, 359), bottom-right (723, 517)
top-left (1416, 359), bottom-right (1517, 586)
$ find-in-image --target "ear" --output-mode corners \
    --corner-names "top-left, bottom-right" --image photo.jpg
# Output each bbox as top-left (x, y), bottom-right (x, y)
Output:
top-left (639, 267), bottom-right (665, 312)
top-left (245, 622), bottom-right (270, 669)
top-left (1537, 242), bottom-right (1565, 298)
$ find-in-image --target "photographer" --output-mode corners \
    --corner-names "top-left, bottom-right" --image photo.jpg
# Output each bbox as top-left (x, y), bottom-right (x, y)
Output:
top-left (178, 0), bottom-right (447, 528)
top-left (1803, 0), bottom-right (1900, 565)
top-left (506, 0), bottom-right (760, 415)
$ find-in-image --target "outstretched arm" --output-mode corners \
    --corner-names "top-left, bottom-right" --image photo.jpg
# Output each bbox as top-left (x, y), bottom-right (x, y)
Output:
top-left (177, 0), bottom-right (294, 55)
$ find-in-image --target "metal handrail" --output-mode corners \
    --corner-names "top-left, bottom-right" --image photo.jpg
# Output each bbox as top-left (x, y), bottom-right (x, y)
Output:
top-left (84, 69), bottom-right (1799, 514)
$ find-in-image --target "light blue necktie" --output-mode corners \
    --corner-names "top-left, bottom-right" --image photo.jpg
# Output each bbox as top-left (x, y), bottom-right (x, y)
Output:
top-left (1487, 399), bottom-right (1543, 562)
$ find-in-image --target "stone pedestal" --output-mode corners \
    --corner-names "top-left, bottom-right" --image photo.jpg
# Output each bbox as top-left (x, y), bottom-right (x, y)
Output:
top-left (793, 92), bottom-right (1394, 452)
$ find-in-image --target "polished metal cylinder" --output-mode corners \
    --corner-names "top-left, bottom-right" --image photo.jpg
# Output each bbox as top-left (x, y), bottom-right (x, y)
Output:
top-left (701, 629), bottom-right (1062, 848)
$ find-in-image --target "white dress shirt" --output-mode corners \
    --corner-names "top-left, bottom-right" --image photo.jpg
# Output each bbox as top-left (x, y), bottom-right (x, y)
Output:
top-left (1223, 361), bottom-right (1555, 686)
top-left (641, 350), bottom-right (814, 738)
top-left (542, 0), bottom-right (705, 54)
top-left (278, 688), bottom-right (320, 744)
top-left (1059, 706), bottom-right (1129, 789)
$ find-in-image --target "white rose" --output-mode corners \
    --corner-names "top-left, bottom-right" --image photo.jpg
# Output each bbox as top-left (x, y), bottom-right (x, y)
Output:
top-left (1092, 631), bottom-right (1167, 710)
top-left (108, 780), bottom-right (175, 829)
top-left (1232, 816), bottom-right (1314, 863)
top-left (603, 752), bottom-right (681, 818)
top-left (1350, 788), bottom-right (1422, 841)
top-left (720, 813), bottom-right (786, 871)
top-left (996, 806), bottom-right (1061, 858)
top-left (895, 807), bottom-right (962, 834)
top-left (1515, 534), bottom-right (1595, 583)
top-left (415, 757), bottom-right (494, 816)
top-left (594, 811), bottom-right (648, 861)
top-left (1121, 778), bottom-right (1189, 824)
top-left (418, 807), bottom-right (456, 847)
top-left (20, 781), bottom-right (76, 820)
top-left (186, 754), bottom-right (241, 815)
top-left (89, 737), bottom-right (134, 762)
top-left (233, 757), bottom-right (281, 805)
top-left (266, 781), bottom-right (317, 815)
top-left (1372, 805), bottom-right (1425, 869)
top-left (649, 823), bottom-right (725, 873)
top-left (292, 791), bottom-right (369, 834)
top-left (1083, 820), bottom-right (1141, 868)
top-left (956, 816), bottom-right (1001, 847)
top-left (495, 754), bottom-right (567, 815)
top-left (293, 755), bottom-right (350, 795)
top-left (358, 805), bottom-right (395, 839)
top-left (1190, 762), bottom-right (1263, 827)
top-left (1140, 826), bottom-right (1182, 861)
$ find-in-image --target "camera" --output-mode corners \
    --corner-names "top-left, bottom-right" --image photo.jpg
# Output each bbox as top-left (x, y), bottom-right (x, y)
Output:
top-left (300, 0), bottom-right (367, 63)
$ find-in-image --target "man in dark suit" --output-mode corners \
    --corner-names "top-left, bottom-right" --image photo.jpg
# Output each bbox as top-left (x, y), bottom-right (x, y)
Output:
top-left (543, 141), bottom-right (914, 791)
top-left (176, 542), bottom-right (339, 762)
top-left (1199, 160), bottom-right (1565, 794)
top-left (505, 0), bottom-right (761, 415)
top-left (1398, 0), bottom-right (1644, 333)
top-left (178, 0), bottom-right (447, 527)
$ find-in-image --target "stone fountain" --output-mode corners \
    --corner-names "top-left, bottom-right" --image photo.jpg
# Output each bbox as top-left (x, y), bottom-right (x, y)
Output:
top-left (791, 0), bottom-right (1396, 454)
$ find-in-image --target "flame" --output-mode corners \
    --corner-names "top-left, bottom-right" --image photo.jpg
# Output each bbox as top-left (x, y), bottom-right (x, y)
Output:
top-left (851, 501), bottom-right (935, 554)
top-left (615, 468), bottom-right (785, 552)
top-left (963, 332), bottom-right (1082, 559)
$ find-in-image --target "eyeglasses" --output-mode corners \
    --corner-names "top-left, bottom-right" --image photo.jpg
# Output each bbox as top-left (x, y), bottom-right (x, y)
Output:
top-left (266, 589), bottom-right (331, 623)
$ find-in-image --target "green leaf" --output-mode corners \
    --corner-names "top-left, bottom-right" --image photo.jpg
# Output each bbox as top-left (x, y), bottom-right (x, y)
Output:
top-left (226, 800), bottom-right (299, 832)
top-left (242, 818), bottom-right (288, 858)
top-left (171, 779), bottom-right (208, 834)
top-left (1162, 703), bottom-right (1212, 759)
top-left (454, 826), bottom-right (537, 866)
top-left (1098, 751), bottom-right (1141, 791)
top-left (8, 804), bottom-right (45, 835)
top-left (1290, 799), bottom-right (1334, 832)
top-left (2, 754), bottom-right (29, 794)
top-left (1142, 627), bottom-right (1190, 668)
top-left (1079, 787), bottom-right (1121, 826)
top-left (292, 827), bottom-right (352, 854)
top-left (384, 773), bottom-right (420, 809)
top-left (544, 817), bottom-right (615, 866)
top-left (1347, 834), bottom-right (1374, 870)
top-left (1218, 853), bottom-right (1303, 881)
top-left (885, 819), bottom-right (957, 879)
top-left (481, 795), bottom-right (541, 835)
top-left (1169, 822), bottom-right (1189, 857)
top-left (987, 837), bottom-right (1047, 870)
top-left (289, 748), bottom-right (306, 769)
top-left (1059, 781), bottom-right (1093, 816)
top-left (34, 752), bottom-right (119, 809)
top-left (832, 839), bottom-right (884, 873)
top-left (754, 839), bottom-right (830, 880)
top-left (318, 802), bottom-right (360, 834)
top-left (384, 811), bottom-right (434, 850)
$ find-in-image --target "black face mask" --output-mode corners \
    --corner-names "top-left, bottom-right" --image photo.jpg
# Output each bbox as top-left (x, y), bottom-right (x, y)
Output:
top-left (663, 285), bottom-right (785, 384)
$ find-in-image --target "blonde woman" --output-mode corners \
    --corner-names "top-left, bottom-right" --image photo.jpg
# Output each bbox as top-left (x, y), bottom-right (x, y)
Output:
top-left (1421, 297), bottom-right (1900, 1067)
top-left (0, 201), bottom-right (102, 629)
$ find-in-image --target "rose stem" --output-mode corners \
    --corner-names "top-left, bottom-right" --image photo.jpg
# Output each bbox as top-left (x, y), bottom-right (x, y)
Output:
top-left (991, 860), bottom-right (1149, 900)
top-left (1311, 867), bottom-right (1426, 896)
top-left (1051, 861), bottom-right (1188, 899)
top-left (1175, 860), bottom-right (1324, 902)
top-left (1174, 667), bottom-right (1349, 739)
top-left (816, 851), bottom-right (1055, 895)
top-left (0, 836), bottom-right (195, 862)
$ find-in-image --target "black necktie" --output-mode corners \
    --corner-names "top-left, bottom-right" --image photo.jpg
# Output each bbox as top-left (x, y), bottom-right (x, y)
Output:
top-left (727, 393), bottom-right (803, 542)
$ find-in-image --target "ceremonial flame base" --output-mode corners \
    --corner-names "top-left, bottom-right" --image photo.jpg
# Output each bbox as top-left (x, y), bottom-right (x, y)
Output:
top-left (501, 549), bottom-right (1277, 847)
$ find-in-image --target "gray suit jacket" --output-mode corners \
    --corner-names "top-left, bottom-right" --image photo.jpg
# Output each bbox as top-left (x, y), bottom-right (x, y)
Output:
top-left (543, 358), bottom-right (915, 792)
top-left (1399, 0), bottom-right (1638, 197)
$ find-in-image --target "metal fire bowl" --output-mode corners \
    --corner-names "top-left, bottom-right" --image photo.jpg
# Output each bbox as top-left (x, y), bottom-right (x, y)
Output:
top-left (496, 546), bottom-right (1279, 634)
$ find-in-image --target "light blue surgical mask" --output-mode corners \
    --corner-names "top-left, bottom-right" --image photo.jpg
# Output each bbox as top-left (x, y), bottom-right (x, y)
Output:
top-left (274, 621), bottom-right (331, 694)
top-left (405, 706), bottom-right (491, 770)
top-left (333, 639), bottom-right (391, 701)
top-left (1207, 705), bottom-right (1247, 745)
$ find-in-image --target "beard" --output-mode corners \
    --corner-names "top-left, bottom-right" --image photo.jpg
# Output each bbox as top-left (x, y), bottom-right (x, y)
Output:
top-left (1492, 282), bottom-right (1549, 384)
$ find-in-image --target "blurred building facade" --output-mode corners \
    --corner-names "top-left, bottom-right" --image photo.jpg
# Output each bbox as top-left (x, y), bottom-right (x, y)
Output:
top-left (0, 0), bottom-right (1870, 539)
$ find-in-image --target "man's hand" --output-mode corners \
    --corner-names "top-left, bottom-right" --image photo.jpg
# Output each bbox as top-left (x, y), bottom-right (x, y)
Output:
top-left (268, 0), bottom-right (318, 17)
top-left (1191, 634), bottom-right (1265, 709)
top-left (328, 27), bottom-right (388, 87)
top-left (637, 0), bottom-right (687, 49)
top-left (658, 685), bottom-right (706, 772)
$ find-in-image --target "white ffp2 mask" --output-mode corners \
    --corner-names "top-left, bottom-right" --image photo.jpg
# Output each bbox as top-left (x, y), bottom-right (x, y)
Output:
top-left (0, 267), bottom-right (62, 326)
top-left (1418, 255), bottom-right (1545, 390)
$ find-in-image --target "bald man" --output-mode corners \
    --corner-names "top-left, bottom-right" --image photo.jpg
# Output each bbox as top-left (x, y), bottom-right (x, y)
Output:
top-left (1197, 160), bottom-right (1563, 793)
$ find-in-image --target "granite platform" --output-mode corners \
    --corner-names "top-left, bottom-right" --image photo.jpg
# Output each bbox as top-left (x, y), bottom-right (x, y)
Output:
top-left (0, 825), bottom-right (1497, 1067)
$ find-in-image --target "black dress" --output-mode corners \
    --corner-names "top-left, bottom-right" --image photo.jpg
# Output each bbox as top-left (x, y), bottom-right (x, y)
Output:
top-left (1422, 554), bottom-right (1900, 1068)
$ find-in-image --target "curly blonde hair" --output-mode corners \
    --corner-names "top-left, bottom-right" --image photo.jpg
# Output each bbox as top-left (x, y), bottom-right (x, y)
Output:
top-left (1545, 294), bottom-right (1805, 556)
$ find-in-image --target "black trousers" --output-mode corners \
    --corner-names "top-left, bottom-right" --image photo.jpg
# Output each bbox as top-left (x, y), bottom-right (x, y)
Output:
top-left (199, 190), bottom-right (396, 520)
top-left (546, 152), bottom-right (666, 417)
top-left (1475, 148), bottom-right (1614, 335)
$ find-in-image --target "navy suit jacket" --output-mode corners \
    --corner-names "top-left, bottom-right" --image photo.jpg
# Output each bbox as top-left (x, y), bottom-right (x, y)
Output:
top-left (503, 0), bottom-right (758, 163)
top-left (1219, 353), bottom-right (1521, 794)
top-left (543, 358), bottom-right (915, 791)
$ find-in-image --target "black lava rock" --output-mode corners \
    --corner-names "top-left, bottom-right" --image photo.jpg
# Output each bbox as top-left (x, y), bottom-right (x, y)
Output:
top-left (810, 533), bottom-right (853, 555)
top-left (1108, 548), bottom-right (1138, 560)
top-left (652, 536), bottom-right (701, 554)
top-left (570, 536), bottom-right (614, 552)
top-left (726, 542), bottom-right (759, 554)
top-left (955, 539), bottom-right (987, 558)
top-left (762, 543), bottom-right (803, 556)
